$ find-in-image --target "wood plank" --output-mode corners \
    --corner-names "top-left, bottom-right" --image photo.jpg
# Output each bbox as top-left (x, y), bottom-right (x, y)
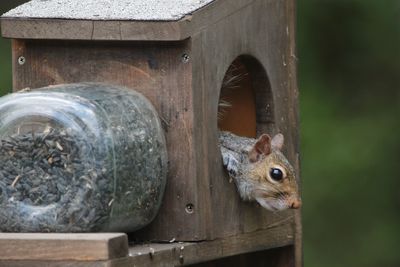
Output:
top-left (190, 0), bottom-right (300, 241)
top-left (0, 260), bottom-right (112, 267)
top-left (1, 19), bottom-right (186, 41)
top-left (285, 0), bottom-right (303, 266)
top-left (11, 39), bottom-right (205, 242)
top-left (189, 246), bottom-right (294, 267)
top-left (1, 0), bottom-right (253, 41)
top-left (0, 233), bottom-right (128, 261)
top-left (128, 223), bottom-right (294, 266)
top-left (0, 258), bottom-right (133, 267)
top-left (0, 224), bottom-right (293, 266)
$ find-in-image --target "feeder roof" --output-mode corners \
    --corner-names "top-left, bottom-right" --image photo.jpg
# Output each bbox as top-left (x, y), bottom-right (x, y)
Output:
top-left (2, 0), bottom-right (215, 21)
top-left (1, 0), bottom-right (250, 41)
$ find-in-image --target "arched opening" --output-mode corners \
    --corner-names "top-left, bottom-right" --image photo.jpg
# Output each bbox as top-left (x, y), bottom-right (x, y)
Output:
top-left (218, 56), bottom-right (274, 137)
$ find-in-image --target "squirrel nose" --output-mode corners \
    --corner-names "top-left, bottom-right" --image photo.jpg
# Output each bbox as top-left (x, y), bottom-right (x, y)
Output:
top-left (289, 199), bottom-right (301, 209)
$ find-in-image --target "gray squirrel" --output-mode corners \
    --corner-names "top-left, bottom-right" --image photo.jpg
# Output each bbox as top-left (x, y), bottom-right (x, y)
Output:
top-left (218, 60), bottom-right (301, 211)
top-left (219, 131), bottom-right (301, 211)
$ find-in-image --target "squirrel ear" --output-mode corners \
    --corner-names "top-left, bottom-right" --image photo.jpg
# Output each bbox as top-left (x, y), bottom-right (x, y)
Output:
top-left (249, 134), bottom-right (271, 162)
top-left (271, 133), bottom-right (284, 150)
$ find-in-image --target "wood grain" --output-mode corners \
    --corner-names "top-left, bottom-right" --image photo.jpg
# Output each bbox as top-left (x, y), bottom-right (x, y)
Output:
top-left (1, 19), bottom-right (186, 41)
top-left (0, 225), bottom-right (293, 266)
top-left (190, 0), bottom-right (300, 241)
top-left (11, 39), bottom-right (206, 242)
top-left (7, 0), bottom-right (301, 265)
top-left (128, 223), bottom-right (293, 267)
top-left (0, 233), bottom-right (128, 261)
top-left (1, 0), bottom-right (253, 41)
top-left (0, 259), bottom-right (130, 267)
top-left (190, 246), bottom-right (294, 267)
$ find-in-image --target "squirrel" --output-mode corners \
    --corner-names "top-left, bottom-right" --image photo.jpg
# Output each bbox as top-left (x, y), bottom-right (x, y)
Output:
top-left (219, 131), bottom-right (301, 211)
top-left (218, 60), bottom-right (301, 211)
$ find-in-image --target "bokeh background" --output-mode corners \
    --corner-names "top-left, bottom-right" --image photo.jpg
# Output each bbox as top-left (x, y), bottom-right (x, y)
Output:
top-left (0, 1), bottom-right (399, 266)
top-left (299, 1), bottom-right (400, 267)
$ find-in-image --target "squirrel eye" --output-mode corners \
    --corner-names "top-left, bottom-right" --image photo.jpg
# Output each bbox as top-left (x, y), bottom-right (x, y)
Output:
top-left (270, 168), bottom-right (284, 181)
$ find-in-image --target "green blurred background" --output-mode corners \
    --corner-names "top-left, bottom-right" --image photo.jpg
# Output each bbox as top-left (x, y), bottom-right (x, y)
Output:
top-left (299, 1), bottom-right (400, 267)
top-left (0, 1), bottom-right (399, 266)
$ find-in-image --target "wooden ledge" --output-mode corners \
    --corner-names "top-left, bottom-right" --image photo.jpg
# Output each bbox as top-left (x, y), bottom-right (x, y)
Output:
top-left (0, 221), bottom-right (293, 266)
top-left (0, 233), bottom-right (129, 261)
top-left (128, 222), bottom-right (294, 266)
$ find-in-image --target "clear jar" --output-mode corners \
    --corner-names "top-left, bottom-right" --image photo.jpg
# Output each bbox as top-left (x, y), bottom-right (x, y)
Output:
top-left (0, 83), bottom-right (167, 232)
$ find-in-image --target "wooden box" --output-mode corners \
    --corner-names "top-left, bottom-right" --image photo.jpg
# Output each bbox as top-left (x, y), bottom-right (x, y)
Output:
top-left (1, 0), bottom-right (301, 252)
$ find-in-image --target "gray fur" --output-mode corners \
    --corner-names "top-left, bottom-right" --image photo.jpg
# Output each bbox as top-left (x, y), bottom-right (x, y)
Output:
top-left (219, 131), bottom-right (300, 210)
top-left (219, 131), bottom-right (257, 200)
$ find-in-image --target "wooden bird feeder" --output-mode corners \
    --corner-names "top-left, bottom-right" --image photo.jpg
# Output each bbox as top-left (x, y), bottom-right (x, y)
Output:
top-left (1, 0), bottom-right (302, 266)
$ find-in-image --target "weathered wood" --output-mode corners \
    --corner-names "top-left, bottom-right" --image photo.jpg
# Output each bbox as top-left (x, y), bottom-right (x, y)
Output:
top-left (8, 0), bottom-right (300, 246)
top-left (11, 39), bottom-right (205, 241)
top-left (0, 226), bottom-right (293, 266)
top-left (0, 233), bottom-right (128, 261)
top-left (1, 0), bottom-right (253, 41)
top-left (129, 223), bottom-right (293, 267)
top-left (190, 0), bottom-right (300, 241)
top-left (2, 19), bottom-right (186, 41)
top-left (5, 0), bottom-right (301, 265)
top-left (285, 1), bottom-right (303, 267)
top-left (0, 259), bottom-right (131, 267)
top-left (190, 246), bottom-right (294, 267)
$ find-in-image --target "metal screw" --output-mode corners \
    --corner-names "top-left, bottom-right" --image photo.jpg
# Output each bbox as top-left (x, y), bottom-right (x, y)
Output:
top-left (18, 56), bottom-right (26, 65)
top-left (179, 246), bottom-right (185, 264)
top-left (181, 53), bottom-right (190, 63)
top-left (149, 247), bottom-right (155, 259)
top-left (185, 203), bottom-right (194, 214)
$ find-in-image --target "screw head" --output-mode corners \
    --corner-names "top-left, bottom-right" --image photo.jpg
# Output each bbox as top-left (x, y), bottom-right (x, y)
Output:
top-left (18, 56), bottom-right (26, 65)
top-left (181, 53), bottom-right (190, 63)
top-left (185, 203), bottom-right (194, 214)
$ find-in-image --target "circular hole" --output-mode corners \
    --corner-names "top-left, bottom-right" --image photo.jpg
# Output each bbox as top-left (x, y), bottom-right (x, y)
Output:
top-left (185, 203), bottom-right (194, 214)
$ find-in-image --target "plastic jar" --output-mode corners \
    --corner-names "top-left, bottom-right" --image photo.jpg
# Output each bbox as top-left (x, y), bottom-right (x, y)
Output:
top-left (0, 83), bottom-right (167, 232)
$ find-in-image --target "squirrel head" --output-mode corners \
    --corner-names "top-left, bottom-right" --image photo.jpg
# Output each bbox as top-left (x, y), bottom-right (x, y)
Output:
top-left (247, 133), bottom-right (301, 211)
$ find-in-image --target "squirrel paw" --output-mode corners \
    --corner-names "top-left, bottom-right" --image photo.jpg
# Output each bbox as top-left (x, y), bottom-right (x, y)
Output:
top-left (222, 151), bottom-right (239, 177)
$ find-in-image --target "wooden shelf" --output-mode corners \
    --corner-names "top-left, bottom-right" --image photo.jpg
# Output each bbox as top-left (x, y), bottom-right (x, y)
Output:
top-left (0, 221), bottom-right (293, 267)
top-left (128, 222), bottom-right (293, 266)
